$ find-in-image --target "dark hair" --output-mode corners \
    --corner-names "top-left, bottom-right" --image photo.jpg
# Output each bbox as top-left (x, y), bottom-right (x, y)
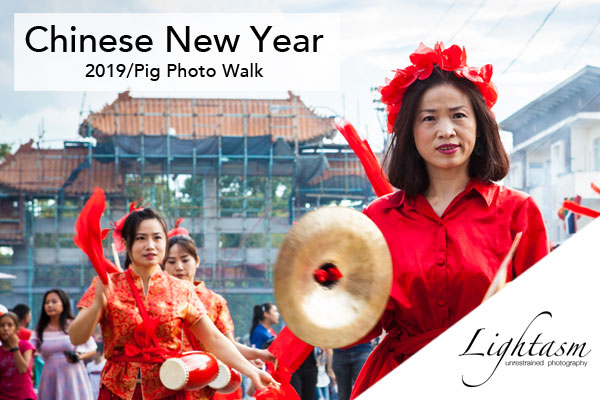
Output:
top-left (35, 289), bottom-right (75, 343)
top-left (165, 235), bottom-right (199, 265)
top-left (11, 304), bottom-right (30, 322)
top-left (385, 66), bottom-right (509, 196)
top-left (250, 302), bottom-right (274, 337)
top-left (0, 311), bottom-right (20, 329)
top-left (96, 341), bottom-right (104, 354)
top-left (262, 337), bottom-right (275, 349)
top-left (121, 208), bottom-right (168, 268)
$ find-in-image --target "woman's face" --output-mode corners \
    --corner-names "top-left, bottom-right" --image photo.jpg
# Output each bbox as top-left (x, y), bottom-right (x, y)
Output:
top-left (413, 84), bottom-right (477, 178)
top-left (0, 316), bottom-right (17, 341)
top-left (164, 243), bottom-right (199, 283)
top-left (44, 292), bottom-right (64, 318)
top-left (264, 305), bottom-right (280, 325)
top-left (128, 218), bottom-right (166, 269)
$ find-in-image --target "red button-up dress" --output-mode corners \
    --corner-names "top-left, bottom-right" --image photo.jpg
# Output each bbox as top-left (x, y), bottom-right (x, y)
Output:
top-left (182, 281), bottom-right (235, 400)
top-left (78, 269), bottom-right (206, 400)
top-left (350, 179), bottom-right (549, 399)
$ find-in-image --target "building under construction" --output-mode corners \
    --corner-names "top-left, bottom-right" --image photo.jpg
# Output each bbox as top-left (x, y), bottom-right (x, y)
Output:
top-left (0, 91), bottom-right (379, 331)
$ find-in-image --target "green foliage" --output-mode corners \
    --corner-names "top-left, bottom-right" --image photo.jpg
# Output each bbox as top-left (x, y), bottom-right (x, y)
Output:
top-left (220, 292), bottom-right (282, 340)
top-left (220, 233), bottom-right (265, 248)
top-left (0, 143), bottom-right (12, 161)
top-left (178, 175), bottom-right (204, 217)
top-left (219, 176), bottom-right (291, 217)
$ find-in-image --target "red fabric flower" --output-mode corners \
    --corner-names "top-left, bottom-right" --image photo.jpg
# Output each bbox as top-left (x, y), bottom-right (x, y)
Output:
top-left (379, 41), bottom-right (496, 133)
top-left (111, 199), bottom-right (144, 252)
top-left (168, 217), bottom-right (190, 238)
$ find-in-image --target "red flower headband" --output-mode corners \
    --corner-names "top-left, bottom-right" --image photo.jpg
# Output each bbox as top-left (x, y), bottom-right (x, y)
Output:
top-left (379, 42), bottom-right (498, 133)
top-left (111, 199), bottom-right (145, 253)
top-left (168, 218), bottom-right (190, 238)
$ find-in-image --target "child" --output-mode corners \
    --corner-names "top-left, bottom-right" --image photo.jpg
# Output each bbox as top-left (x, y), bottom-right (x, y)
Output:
top-left (86, 341), bottom-right (105, 400)
top-left (0, 311), bottom-right (36, 399)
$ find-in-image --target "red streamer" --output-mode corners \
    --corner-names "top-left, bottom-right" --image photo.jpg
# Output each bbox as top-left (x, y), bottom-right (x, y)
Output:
top-left (268, 327), bottom-right (314, 373)
top-left (335, 120), bottom-right (394, 197)
top-left (563, 200), bottom-right (600, 219)
top-left (73, 187), bottom-right (121, 284)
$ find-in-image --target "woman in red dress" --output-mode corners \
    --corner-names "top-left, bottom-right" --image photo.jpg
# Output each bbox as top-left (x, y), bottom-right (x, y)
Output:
top-left (164, 233), bottom-right (274, 399)
top-left (350, 42), bottom-right (549, 399)
top-left (69, 208), bottom-right (277, 400)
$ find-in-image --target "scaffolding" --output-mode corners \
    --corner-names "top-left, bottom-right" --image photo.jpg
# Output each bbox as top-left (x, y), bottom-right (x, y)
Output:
top-left (0, 92), bottom-right (379, 330)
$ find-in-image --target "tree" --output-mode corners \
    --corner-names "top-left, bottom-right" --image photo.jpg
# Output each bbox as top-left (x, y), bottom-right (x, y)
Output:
top-left (0, 143), bottom-right (12, 162)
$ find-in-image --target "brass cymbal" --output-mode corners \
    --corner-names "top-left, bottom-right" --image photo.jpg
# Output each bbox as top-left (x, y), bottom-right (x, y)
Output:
top-left (274, 206), bottom-right (392, 348)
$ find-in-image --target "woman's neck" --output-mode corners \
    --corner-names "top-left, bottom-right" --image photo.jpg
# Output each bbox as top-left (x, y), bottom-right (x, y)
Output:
top-left (48, 315), bottom-right (61, 328)
top-left (424, 166), bottom-right (470, 217)
top-left (1, 339), bottom-right (14, 349)
top-left (130, 263), bottom-right (160, 295)
top-left (130, 263), bottom-right (160, 281)
top-left (260, 320), bottom-right (272, 330)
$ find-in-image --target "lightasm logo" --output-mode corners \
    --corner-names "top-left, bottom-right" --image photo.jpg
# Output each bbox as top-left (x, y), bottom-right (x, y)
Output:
top-left (458, 311), bottom-right (591, 387)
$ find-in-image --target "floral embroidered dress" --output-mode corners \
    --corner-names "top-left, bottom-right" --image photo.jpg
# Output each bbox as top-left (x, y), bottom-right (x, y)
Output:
top-left (192, 281), bottom-right (234, 336)
top-left (31, 329), bottom-right (96, 400)
top-left (181, 281), bottom-right (235, 400)
top-left (350, 180), bottom-right (550, 399)
top-left (78, 269), bottom-right (206, 400)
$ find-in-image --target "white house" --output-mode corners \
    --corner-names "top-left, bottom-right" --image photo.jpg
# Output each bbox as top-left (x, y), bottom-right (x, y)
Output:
top-left (500, 66), bottom-right (600, 243)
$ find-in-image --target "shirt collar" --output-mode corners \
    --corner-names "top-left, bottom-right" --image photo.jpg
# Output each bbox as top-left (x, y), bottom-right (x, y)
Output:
top-left (468, 178), bottom-right (495, 207)
top-left (381, 178), bottom-right (495, 210)
top-left (128, 265), bottom-right (163, 282)
top-left (194, 280), bottom-right (206, 289)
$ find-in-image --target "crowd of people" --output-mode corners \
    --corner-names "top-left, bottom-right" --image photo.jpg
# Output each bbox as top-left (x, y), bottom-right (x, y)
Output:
top-left (0, 216), bottom-right (372, 400)
top-left (0, 40), bottom-right (550, 400)
top-left (0, 295), bottom-right (369, 400)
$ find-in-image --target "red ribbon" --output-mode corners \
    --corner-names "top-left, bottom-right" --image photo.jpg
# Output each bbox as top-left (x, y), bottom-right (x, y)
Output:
top-left (313, 266), bottom-right (343, 283)
top-left (254, 362), bottom-right (300, 400)
top-left (563, 200), bottom-right (600, 219)
top-left (117, 343), bottom-right (180, 364)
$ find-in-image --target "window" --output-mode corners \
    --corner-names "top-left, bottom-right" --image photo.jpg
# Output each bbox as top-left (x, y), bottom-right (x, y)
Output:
top-left (509, 162), bottom-right (523, 189)
top-left (594, 137), bottom-right (600, 171)
top-left (551, 141), bottom-right (566, 176)
top-left (527, 162), bottom-right (544, 187)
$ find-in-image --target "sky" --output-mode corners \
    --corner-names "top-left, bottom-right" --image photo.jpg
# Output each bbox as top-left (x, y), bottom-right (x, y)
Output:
top-left (1, 0), bottom-right (599, 152)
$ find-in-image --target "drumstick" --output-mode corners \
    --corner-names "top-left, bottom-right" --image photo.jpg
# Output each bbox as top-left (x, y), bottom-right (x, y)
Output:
top-left (111, 243), bottom-right (123, 272)
top-left (481, 232), bottom-right (522, 303)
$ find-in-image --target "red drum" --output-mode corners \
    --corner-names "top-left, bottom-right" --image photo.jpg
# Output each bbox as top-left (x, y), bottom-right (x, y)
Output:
top-left (209, 360), bottom-right (242, 394)
top-left (159, 351), bottom-right (219, 391)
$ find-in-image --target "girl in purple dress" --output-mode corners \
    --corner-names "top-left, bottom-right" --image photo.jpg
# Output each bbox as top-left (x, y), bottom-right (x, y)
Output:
top-left (31, 289), bottom-right (97, 400)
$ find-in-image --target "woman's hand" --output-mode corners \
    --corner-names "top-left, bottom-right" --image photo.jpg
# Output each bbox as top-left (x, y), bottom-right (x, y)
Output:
top-left (63, 351), bottom-right (80, 364)
top-left (248, 368), bottom-right (280, 392)
top-left (94, 279), bottom-right (111, 309)
top-left (254, 349), bottom-right (276, 364)
top-left (69, 278), bottom-right (108, 346)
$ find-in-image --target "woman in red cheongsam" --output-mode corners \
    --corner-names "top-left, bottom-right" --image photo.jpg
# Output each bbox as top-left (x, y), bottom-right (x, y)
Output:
top-left (164, 233), bottom-right (274, 400)
top-left (69, 208), bottom-right (277, 400)
top-left (350, 42), bottom-right (549, 399)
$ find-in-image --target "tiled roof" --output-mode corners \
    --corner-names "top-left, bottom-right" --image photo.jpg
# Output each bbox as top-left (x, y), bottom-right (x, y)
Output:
top-left (0, 140), bottom-right (121, 195)
top-left (308, 154), bottom-right (386, 186)
top-left (80, 91), bottom-right (336, 143)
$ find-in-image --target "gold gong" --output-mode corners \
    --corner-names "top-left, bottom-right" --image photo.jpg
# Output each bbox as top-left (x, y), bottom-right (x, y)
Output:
top-left (274, 206), bottom-right (392, 348)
